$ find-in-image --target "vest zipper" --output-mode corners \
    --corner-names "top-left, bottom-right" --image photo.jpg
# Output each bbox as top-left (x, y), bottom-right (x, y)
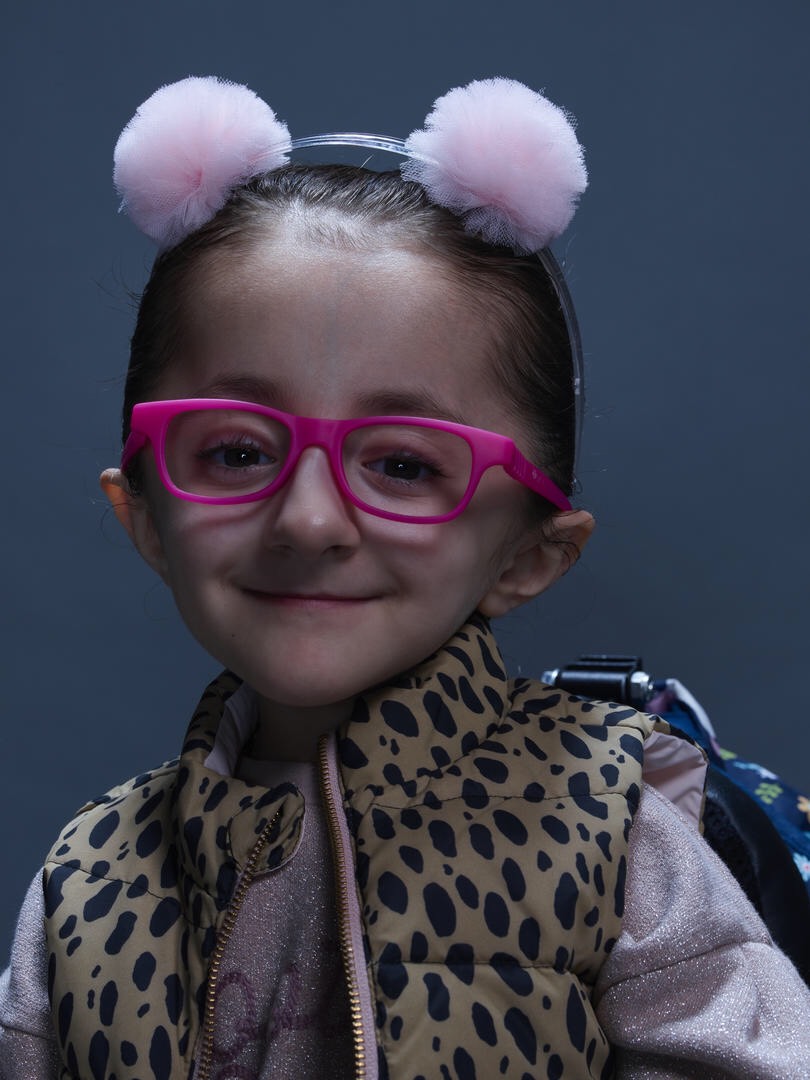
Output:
top-left (318, 733), bottom-right (374, 1080)
top-left (195, 807), bottom-right (282, 1080)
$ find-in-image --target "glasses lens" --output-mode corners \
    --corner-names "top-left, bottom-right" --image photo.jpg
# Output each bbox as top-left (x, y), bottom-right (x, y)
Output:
top-left (165, 408), bottom-right (291, 497)
top-left (343, 423), bottom-right (473, 518)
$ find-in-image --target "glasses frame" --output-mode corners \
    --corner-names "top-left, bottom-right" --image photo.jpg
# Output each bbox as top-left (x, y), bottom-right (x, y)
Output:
top-left (122, 398), bottom-right (572, 524)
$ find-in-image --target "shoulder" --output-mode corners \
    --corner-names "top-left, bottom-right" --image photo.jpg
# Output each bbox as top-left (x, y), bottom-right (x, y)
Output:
top-left (500, 679), bottom-right (657, 759)
top-left (614, 782), bottom-right (759, 951)
top-left (44, 758), bottom-right (179, 877)
top-left (600, 779), bottom-right (775, 969)
top-left (595, 783), bottom-right (810, 1077)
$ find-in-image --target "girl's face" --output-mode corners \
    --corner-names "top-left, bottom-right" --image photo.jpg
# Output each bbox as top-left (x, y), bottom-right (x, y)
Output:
top-left (105, 231), bottom-right (591, 745)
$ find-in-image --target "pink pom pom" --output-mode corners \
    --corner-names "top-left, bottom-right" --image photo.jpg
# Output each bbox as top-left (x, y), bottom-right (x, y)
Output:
top-left (114, 76), bottom-right (291, 249)
top-left (402, 78), bottom-right (587, 252)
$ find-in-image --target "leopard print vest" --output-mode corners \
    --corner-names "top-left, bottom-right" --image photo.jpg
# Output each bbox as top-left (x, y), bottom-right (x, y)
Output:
top-left (43, 616), bottom-right (661, 1079)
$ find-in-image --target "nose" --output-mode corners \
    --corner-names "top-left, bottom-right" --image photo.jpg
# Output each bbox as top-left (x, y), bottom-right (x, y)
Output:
top-left (263, 447), bottom-right (361, 556)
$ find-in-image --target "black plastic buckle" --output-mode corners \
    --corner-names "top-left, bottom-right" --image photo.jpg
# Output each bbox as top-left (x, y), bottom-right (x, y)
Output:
top-left (541, 654), bottom-right (654, 708)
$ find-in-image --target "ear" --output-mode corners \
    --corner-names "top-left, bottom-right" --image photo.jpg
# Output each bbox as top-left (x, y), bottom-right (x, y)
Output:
top-left (478, 509), bottom-right (595, 619)
top-left (100, 468), bottom-right (169, 582)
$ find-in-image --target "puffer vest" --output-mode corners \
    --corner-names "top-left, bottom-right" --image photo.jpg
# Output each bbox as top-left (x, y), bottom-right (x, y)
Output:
top-left (43, 616), bottom-right (667, 1080)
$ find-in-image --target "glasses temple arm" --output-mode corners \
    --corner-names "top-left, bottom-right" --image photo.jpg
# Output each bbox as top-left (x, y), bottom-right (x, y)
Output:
top-left (121, 431), bottom-right (149, 472)
top-left (506, 447), bottom-right (572, 511)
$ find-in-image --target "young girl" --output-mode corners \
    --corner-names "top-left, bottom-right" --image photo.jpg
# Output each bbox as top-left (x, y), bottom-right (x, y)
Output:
top-left (1, 75), bottom-right (808, 1080)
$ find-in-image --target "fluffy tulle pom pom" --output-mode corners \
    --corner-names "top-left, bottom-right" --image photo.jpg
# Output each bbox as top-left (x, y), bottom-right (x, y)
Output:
top-left (114, 76), bottom-right (291, 249)
top-left (402, 78), bottom-right (587, 252)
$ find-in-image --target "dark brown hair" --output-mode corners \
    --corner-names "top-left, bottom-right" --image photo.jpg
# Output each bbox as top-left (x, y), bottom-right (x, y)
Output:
top-left (123, 163), bottom-right (577, 507)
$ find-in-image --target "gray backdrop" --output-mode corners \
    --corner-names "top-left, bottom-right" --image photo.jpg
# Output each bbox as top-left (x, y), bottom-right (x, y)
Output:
top-left (2, 1), bottom-right (808, 948)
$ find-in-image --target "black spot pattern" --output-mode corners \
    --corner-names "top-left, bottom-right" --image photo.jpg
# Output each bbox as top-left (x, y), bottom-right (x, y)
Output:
top-left (382, 700), bottom-right (420, 737)
top-left (501, 858), bottom-right (526, 901)
top-left (484, 891), bottom-right (510, 937)
top-left (505, 1006), bottom-right (537, 1064)
top-left (469, 824), bottom-right (494, 860)
top-left (566, 983), bottom-right (587, 1052)
top-left (83, 881), bottom-right (123, 923)
top-left (423, 883), bottom-right (457, 937)
top-left (88, 1029), bottom-right (110, 1080)
top-left (492, 810), bottom-right (528, 846)
top-left (456, 875), bottom-right (479, 909)
top-left (428, 820), bottom-right (457, 858)
top-left (378, 942), bottom-right (408, 999)
top-left (518, 917), bottom-right (540, 961)
top-left (560, 730), bottom-right (592, 760)
top-left (136, 820), bottom-right (163, 858)
top-left (148, 1025), bottom-right (172, 1080)
top-left (121, 1040), bottom-right (137, 1065)
top-left (104, 912), bottom-right (137, 955)
top-left (400, 845), bottom-right (424, 873)
top-left (99, 980), bottom-right (118, 1026)
top-left (57, 991), bottom-right (73, 1044)
top-left (133, 952), bottom-right (156, 992)
top-left (379, 871), bottom-right (409, 914)
top-left (42, 624), bottom-right (661, 1079)
top-left (339, 628), bottom-right (661, 1074)
top-left (424, 690), bottom-right (458, 737)
top-left (163, 973), bottom-right (184, 1024)
top-left (88, 812), bottom-right (120, 851)
top-left (424, 972), bottom-right (450, 1020)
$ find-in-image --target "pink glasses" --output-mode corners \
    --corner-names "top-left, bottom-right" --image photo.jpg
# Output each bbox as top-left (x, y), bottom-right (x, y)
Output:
top-left (122, 398), bottom-right (571, 524)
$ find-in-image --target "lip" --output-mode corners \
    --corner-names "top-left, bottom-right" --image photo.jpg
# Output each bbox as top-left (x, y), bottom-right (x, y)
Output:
top-left (243, 588), bottom-right (376, 608)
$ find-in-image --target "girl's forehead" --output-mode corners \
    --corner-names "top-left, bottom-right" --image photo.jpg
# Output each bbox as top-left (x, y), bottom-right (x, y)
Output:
top-left (203, 231), bottom-right (461, 310)
top-left (181, 243), bottom-right (484, 362)
top-left (162, 242), bottom-right (518, 434)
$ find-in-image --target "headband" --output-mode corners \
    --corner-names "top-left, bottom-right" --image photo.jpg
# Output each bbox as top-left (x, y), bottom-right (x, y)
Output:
top-left (114, 75), bottom-right (586, 254)
top-left (113, 75), bottom-right (587, 474)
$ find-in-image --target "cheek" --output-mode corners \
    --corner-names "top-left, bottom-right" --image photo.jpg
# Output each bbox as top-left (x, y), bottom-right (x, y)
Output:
top-left (469, 485), bottom-right (535, 571)
top-left (485, 509), bottom-right (533, 578)
top-left (147, 497), bottom-right (250, 584)
top-left (372, 518), bottom-right (473, 566)
top-left (380, 516), bottom-right (508, 605)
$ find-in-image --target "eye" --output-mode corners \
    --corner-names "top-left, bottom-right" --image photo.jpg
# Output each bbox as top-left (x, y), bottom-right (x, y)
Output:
top-left (201, 441), bottom-right (273, 469)
top-left (195, 435), bottom-right (279, 472)
top-left (367, 453), bottom-right (440, 483)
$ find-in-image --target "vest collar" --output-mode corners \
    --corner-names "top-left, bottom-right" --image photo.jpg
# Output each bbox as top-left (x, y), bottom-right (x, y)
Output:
top-left (173, 671), bottom-right (305, 903)
top-left (170, 614), bottom-right (507, 895)
top-left (338, 614), bottom-right (514, 812)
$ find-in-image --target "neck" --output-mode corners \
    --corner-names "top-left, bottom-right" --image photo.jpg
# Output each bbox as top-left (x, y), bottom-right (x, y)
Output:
top-left (247, 695), bottom-right (356, 763)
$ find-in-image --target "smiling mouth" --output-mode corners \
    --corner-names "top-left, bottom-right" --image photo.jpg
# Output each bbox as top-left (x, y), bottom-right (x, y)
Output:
top-left (243, 588), bottom-right (375, 606)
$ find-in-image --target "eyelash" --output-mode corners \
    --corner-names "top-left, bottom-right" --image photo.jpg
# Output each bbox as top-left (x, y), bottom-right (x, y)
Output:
top-left (196, 435), bottom-right (271, 464)
top-left (364, 448), bottom-right (445, 481)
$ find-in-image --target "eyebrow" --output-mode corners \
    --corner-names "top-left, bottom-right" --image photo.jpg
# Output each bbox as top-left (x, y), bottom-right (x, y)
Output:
top-left (352, 389), bottom-right (468, 425)
top-left (185, 376), bottom-right (468, 425)
top-left (191, 375), bottom-right (290, 408)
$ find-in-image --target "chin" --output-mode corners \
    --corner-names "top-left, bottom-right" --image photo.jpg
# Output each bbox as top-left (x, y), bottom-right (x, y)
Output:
top-left (248, 673), bottom-right (362, 713)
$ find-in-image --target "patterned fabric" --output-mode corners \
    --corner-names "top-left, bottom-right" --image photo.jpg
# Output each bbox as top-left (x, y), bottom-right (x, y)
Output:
top-left (649, 683), bottom-right (810, 891)
top-left (721, 758), bottom-right (810, 887)
top-left (43, 672), bottom-right (307, 1080)
top-left (336, 616), bottom-right (664, 1078)
top-left (43, 616), bottom-right (662, 1080)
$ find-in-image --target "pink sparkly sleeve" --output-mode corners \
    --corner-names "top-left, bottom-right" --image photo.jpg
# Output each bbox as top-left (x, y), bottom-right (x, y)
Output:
top-left (0, 874), bottom-right (59, 1079)
top-left (595, 783), bottom-right (810, 1079)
